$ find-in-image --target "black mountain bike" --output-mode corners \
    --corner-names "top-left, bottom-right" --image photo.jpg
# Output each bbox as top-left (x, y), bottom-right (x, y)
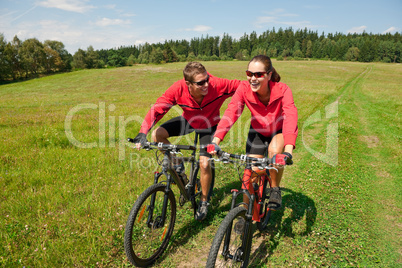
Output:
top-left (124, 134), bottom-right (215, 267)
top-left (206, 150), bottom-right (291, 268)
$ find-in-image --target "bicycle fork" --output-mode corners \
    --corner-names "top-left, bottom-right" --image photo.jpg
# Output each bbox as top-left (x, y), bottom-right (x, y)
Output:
top-left (241, 191), bottom-right (254, 264)
top-left (222, 190), bottom-right (254, 263)
top-left (146, 170), bottom-right (173, 229)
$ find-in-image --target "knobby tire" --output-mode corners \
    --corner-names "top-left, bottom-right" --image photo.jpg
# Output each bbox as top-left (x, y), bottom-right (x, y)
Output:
top-left (124, 183), bottom-right (176, 267)
top-left (206, 206), bottom-right (252, 268)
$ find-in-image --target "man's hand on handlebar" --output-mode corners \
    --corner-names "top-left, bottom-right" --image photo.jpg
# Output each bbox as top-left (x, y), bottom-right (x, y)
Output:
top-left (132, 133), bottom-right (148, 150)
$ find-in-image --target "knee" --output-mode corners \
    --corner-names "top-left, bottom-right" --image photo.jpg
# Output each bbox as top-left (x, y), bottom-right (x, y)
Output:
top-left (151, 127), bottom-right (168, 142)
top-left (199, 156), bottom-right (211, 170)
top-left (268, 148), bottom-right (283, 158)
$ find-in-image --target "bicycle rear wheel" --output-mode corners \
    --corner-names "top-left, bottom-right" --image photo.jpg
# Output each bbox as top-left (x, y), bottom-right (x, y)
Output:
top-left (124, 183), bottom-right (176, 267)
top-left (206, 206), bottom-right (251, 268)
top-left (257, 177), bottom-right (272, 231)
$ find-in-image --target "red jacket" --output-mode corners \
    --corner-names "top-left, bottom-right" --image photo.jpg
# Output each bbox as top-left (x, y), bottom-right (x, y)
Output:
top-left (214, 80), bottom-right (298, 148)
top-left (140, 73), bottom-right (241, 134)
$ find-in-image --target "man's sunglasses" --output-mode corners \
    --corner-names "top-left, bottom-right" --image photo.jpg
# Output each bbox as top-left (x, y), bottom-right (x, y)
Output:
top-left (191, 75), bottom-right (210, 86)
top-left (246, 70), bottom-right (267, 78)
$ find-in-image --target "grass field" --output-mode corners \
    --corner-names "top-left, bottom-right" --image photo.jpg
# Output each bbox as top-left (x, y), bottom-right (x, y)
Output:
top-left (1, 60), bottom-right (401, 267)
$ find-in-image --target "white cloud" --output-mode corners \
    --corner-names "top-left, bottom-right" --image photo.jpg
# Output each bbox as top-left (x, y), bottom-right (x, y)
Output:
top-left (95, 18), bottom-right (131, 27)
top-left (134, 40), bottom-right (146, 45)
top-left (36, 20), bottom-right (83, 45)
top-left (184, 25), bottom-right (212, 32)
top-left (255, 9), bottom-right (315, 29)
top-left (6, 5), bottom-right (38, 23)
top-left (255, 16), bottom-right (316, 30)
top-left (263, 8), bottom-right (298, 17)
top-left (4, 19), bottom-right (84, 52)
top-left (282, 20), bottom-right (314, 28)
top-left (383, 27), bottom-right (398, 34)
top-left (347, 26), bottom-right (367, 34)
top-left (103, 4), bottom-right (116, 9)
top-left (120, 13), bottom-right (136, 18)
top-left (255, 16), bottom-right (276, 26)
top-left (37, 0), bottom-right (95, 13)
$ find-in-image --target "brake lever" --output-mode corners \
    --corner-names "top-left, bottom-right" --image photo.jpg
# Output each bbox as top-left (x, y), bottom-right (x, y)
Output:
top-left (171, 150), bottom-right (183, 156)
top-left (142, 142), bottom-right (151, 150)
top-left (265, 165), bottom-right (278, 172)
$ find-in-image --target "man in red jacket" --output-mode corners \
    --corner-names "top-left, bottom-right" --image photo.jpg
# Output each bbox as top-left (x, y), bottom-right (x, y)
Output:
top-left (133, 62), bottom-right (241, 221)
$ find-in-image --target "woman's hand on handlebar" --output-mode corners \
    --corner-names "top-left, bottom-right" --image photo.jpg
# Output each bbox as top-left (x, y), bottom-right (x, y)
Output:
top-left (272, 152), bottom-right (293, 166)
top-left (207, 137), bottom-right (222, 156)
top-left (207, 143), bottom-right (221, 155)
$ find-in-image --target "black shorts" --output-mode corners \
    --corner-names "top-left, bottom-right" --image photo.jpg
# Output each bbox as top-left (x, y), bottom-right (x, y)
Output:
top-left (246, 125), bottom-right (282, 155)
top-left (160, 116), bottom-right (217, 157)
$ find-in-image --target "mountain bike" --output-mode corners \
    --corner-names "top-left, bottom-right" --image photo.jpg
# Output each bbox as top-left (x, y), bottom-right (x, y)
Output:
top-left (124, 134), bottom-right (215, 267)
top-left (206, 150), bottom-right (291, 267)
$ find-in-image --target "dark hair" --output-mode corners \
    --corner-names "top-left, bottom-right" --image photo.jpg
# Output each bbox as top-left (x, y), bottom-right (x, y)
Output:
top-left (248, 55), bottom-right (281, 82)
top-left (183, 62), bottom-right (207, 82)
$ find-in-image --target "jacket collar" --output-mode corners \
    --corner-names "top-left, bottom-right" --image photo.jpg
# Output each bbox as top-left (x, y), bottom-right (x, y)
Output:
top-left (245, 80), bottom-right (282, 105)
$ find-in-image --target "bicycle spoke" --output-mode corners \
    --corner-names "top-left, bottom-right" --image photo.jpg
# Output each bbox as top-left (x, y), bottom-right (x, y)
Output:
top-left (215, 217), bottom-right (244, 267)
top-left (138, 205), bottom-right (146, 222)
top-left (133, 192), bottom-right (172, 257)
top-left (207, 206), bottom-right (249, 268)
top-left (125, 184), bottom-right (176, 267)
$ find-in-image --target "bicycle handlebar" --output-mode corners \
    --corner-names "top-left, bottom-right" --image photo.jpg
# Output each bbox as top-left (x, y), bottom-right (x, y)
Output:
top-left (127, 138), bottom-right (196, 151)
top-left (217, 151), bottom-right (273, 166)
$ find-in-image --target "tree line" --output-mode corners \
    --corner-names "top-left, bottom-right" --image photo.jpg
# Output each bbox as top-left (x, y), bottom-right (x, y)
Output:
top-left (1, 28), bottom-right (401, 82)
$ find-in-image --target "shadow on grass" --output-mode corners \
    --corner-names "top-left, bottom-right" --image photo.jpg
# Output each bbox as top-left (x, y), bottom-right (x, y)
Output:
top-left (248, 187), bottom-right (317, 266)
top-left (121, 179), bottom-right (316, 267)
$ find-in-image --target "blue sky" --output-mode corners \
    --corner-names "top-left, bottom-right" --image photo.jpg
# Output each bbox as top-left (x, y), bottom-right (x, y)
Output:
top-left (1, 0), bottom-right (401, 54)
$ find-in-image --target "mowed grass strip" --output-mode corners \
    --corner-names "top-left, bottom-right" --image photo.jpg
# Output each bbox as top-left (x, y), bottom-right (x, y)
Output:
top-left (0, 61), bottom-right (400, 267)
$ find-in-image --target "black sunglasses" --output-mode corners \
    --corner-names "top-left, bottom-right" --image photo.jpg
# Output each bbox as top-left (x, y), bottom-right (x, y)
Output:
top-left (191, 75), bottom-right (210, 86)
top-left (246, 70), bottom-right (267, 78)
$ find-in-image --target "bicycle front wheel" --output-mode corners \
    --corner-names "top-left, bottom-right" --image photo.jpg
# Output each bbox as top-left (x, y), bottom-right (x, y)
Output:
top-left (124, 183), bottom-right (176, 267)
top-left (206, 206), bottom-right (251, 268)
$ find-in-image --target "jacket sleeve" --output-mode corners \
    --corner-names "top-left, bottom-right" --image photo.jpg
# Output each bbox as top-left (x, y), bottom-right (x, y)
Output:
top-left (139, 84), bottom-right (178, 134)
top-left (214, 85), bottom-right (246, 141)
top-left (281, 85), bottom-right (298, 148)
top-left (214, 75), bottom-right (242, 97)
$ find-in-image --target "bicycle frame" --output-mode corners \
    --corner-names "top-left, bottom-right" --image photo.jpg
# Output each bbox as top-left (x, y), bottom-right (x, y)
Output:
top-left (125, 134), bottom-right (217, 267)
top-left (138, 133), bottom-right (204, 226)
top-left (155, 136), bottom-right (200, 196)
top-left (217, 152), bottom-right (275, 263)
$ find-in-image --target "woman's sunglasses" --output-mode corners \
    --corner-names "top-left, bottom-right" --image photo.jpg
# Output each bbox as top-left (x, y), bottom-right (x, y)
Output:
top-left (192, 75), bottom-right (210, 86)
top-left (246, 70), bottom-right (267, 78)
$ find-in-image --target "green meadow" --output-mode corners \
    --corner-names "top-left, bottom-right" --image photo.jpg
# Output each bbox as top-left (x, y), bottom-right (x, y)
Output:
top-left (1, 60), bottom-right (400, 267)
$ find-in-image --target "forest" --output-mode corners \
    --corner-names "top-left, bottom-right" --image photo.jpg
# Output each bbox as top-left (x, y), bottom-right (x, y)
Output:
top-left (1, 27), bottom-right (401, 81)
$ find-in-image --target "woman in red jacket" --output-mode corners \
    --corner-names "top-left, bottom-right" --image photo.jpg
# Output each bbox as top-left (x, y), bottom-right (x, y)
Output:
top-left (209, 55), bottom-right (298, 210)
